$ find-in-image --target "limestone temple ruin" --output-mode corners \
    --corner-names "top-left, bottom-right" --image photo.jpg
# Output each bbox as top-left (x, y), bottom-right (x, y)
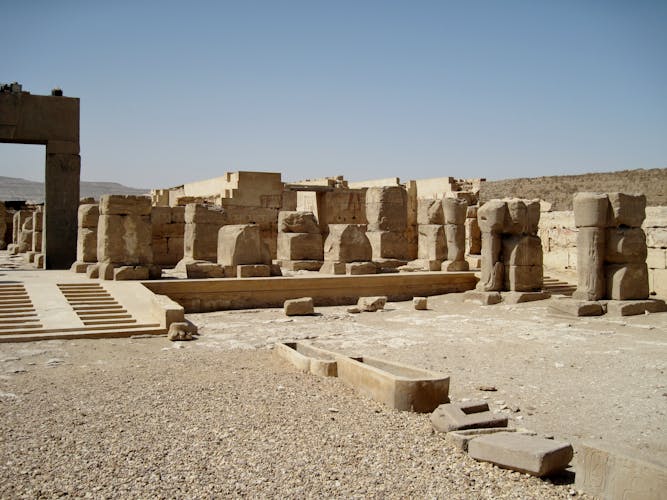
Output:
top-left (1, 85), bottom-right (666, 497)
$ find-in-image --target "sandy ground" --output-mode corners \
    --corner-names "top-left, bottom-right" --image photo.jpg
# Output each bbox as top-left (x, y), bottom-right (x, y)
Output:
top-left (2, 284), bottom-right (666, 497)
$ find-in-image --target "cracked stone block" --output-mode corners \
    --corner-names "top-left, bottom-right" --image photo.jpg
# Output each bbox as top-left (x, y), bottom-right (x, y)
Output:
top-left (430, 401), bottom-right (508, 433)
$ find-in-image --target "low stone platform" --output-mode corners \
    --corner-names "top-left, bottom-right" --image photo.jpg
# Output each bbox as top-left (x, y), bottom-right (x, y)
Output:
top-left (144, 271), bottom-right (478, 313)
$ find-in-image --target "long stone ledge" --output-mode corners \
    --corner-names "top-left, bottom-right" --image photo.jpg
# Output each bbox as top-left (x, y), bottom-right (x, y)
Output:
top-left (142, 271), bottom-right (478, 313)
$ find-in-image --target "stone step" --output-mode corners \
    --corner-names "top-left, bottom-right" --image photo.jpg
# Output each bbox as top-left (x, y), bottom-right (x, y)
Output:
top-left (0, 325), bottom-right (166, 343)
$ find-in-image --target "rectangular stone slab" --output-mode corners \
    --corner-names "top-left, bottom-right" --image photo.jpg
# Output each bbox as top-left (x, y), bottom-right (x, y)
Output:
top-left (337, 355), bottom-right (449, 412)
top-left (468, 432), bottom-right (573, 477)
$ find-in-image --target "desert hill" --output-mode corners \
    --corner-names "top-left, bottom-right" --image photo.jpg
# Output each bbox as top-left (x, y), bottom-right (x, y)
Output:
top-left (0, 176), bottom-right (148, 203)
top-left (480, 168), bottom-right (667, 210)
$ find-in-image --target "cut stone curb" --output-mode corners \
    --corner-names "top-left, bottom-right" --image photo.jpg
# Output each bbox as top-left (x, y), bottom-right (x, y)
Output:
top-left (468, 432), bottom-right (573, 477)
top-left (274, 342), bottom-right (337, 377)
top-left (502, 291), bottom-right (551, 304)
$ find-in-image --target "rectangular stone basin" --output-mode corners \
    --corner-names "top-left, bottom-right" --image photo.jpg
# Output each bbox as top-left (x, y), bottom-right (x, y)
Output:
top-left (274, 342), bottom-right (338, 377)
top-left (336, 355), bottom-right (450, 412)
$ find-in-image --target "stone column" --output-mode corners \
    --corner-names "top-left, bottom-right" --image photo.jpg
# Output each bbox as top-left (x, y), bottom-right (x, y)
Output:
top-left (572, 193), bottom-right (609, 300)
top-left (44, 151), bottom-right (80, 269)
top-left (71, 203), bottom-right (99, 273)
top-left (365, 186), bottom-right (408, 267)
top-left (276, 211), bottom-right (323, 271)
top-left (442, 197), bottom-right (469, 271)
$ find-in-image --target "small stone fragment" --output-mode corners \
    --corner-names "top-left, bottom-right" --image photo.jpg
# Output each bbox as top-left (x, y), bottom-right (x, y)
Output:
top-left (413, 297), bottom-right (428, 310)
top-left (357, 296), bottom-right (387, 312)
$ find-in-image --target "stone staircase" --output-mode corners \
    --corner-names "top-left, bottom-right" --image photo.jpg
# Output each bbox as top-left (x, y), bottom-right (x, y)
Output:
top-left (0, 279), bottom-right (168, 343)
top-left (542, 275), bottom-right (576, 297)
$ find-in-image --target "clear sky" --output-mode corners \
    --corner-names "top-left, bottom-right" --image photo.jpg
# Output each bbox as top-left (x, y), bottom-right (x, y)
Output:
top-left (2, 0), bottom-right (666, 188)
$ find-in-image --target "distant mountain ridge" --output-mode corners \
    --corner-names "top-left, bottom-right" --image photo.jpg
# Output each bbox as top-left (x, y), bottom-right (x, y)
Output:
top-left (0, 176), bottom-right (148, 203)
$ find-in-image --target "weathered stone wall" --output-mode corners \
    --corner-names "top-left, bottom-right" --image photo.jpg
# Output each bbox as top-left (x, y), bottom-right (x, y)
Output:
top-left (539, 206), bottom-right (667, 298)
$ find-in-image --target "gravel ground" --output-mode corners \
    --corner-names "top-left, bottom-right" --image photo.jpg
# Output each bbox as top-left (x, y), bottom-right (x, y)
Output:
top-left (1, 338), bottom-right (583, 498)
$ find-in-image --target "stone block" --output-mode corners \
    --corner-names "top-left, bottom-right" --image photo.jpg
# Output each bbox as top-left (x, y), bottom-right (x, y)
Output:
top-left (26, 251), bottom-right (36, 263)
top-left (574, 227), bottom-right (606, 300)
top-left (184, 222), bottom-right (220, 261)
top-left (76, 227), bottom-right (97, 263)
top-left (218, 224), bottom-right (267, 266)
top-left (606, 263), bottom-right (649, 300)
top-left (417, 199), bottom-right (444, 225)
top-left (646, 248), bottom-right (666, 269)
top-left (85, 263), bottom-right (100, 279)
top-left (150, 206), bottom-right (172, 226)
top-left (573, 192), bottom-right (610, 228)
top-left (467, 432), bottom-right (573, 477)
top-left (171, 206), bottom-right (185, 223)
top-left (605, 227), bottom-right (647, 264)
top-left (605, 299), bottom-right (667, 316)
top-left (97, 214), bottom-right (152, 265)
top-left (70, 261), bottom-right (90, 273)
top-left (32, 231), bottom-right (42, 252)
top-left (446, 428), bottom-right (527, 453)
top-left (503, 198), bottom-right (528, 235)
top-left (502, 235), bottom-right (543, 267)
top-left (114, 265), bottom-right (150, 281)
top-left (319, 261), bottom-right (347, 275)
top-left (441, 260), bottom-right (469, 271)
top-left (367, 230), bottom-right (408, 260)
top-left (465, 218), bottom-right (481, 255)
top-left (284, 297), bottom-right (315, 316)
top-left (365, 186), bottom-right (408, 232)
top-left (184, 203), bottom-right (227, 224)
top-left (237, 264), bottom-right (271, 278)
top-left (76, 203), bottom-right (99, 231)
top-left (549, 298), bottom-right (604, 316)
top-left (466, 255), bottom-right (482, 269)
top-left (575, 441), bottom-right (667, 500)
top-left (445, 223), bottom-right (465, 262)
top-left (407, 259), bottom-right (443, 271)
top-left (525, 199), bottom-right (541, 235)
top-left (478, 232), bottom-right (503, 292)
top-left (277, 232), bottom-right (323, 261)
top-left (357, 296), bottom-right (387, 311)
top-left (99, 194), bottom-right (151, 216)
top-left (505, 265), bottom-right (543, 292)
top-left (184, 260), bottom-right (225, 279)
top-left (278, 211), bottom-right (320, 233)
top-left (323, 224), bottom-right (372, 262)
top-left (276, 260), bottom-right (323, 272)
top-left (430, 401), bottom-right (508, 433)
top-left (608, 192), bottom-right (646, 228)
top-left (502, 291), bottom-right (551, 304)
top-left (98, 262), bottom-right (115, 280)
top-left (167, 321), bottom-right (197, 341)
top-left (466, 205), bottom-right (478, 219)
top-left (413, 297), bottom-right (428, 310)
top-left (418, 224), bottom-right (445, 261)
top-left (34, 253), bottom-right (44, 268)
top-left (443, 197), bottom-right (468, 225)
top-left (646, 227), bottom-right (667, 249)
top-left (346, 262), bottom-right (377, 275)
top-left (478, 200), bottom-right (507, 233)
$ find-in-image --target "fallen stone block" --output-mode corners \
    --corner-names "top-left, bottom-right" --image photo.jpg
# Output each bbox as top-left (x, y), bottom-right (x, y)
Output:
top-left (114, 265), bottom-right (150, 281)
top-left (413, 297), bottom-right (428, 310)
top-left (337, 355), bottom-right (450, 412)
top-left (319, 261), bottom-right (346, 275)
top-left (168, 321), bottom-right (198, 341)
top-left (446, 427), bottom-right (519, 452)
top-left (346, 262), bottom-right (377, 275)
top-left (237, 264), bottom-right (271, 278)
top-left (549, 298), bottom-right (604, 317)
top-left (502, 291), bottom-right (551, 304)
top-left (575, 441), bottom-right (667, 500)
top-left (274, 342), bottom-right (337, 377)
top-left (275, 260), bottom-right (323, 272)
top-left (463, 290), bottom-right (502, 305)
top-left (430, 401), bottom-right (508, 433)
top-left (467, 432), bottom-right (573, 477)
top-left (441, 260), bottom-right (469, 272)
top-left (185, 260), bottom-right (226, 279)
top-left (605, 299), bottom-right (667, 316)
top-left (284, 297), bottom-right (315, 316)
top-left (357, 296), bottom-right (387, 312)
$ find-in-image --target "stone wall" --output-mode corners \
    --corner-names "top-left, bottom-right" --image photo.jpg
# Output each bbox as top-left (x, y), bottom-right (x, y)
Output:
top-left (539, 207), bottom-right (667, 298)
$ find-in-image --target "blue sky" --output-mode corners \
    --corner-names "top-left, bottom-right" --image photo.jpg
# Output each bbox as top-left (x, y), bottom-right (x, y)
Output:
top-left (2, 0), bottom-right (666, 188)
